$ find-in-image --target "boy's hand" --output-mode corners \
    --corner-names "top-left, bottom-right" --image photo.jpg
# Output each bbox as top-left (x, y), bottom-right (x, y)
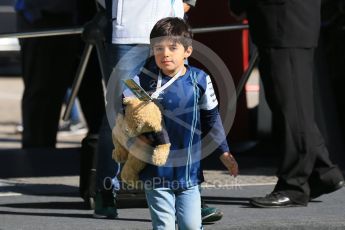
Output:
top-left (183, 3), bottom-right (191, 12)
top-left (219, 152), bottom-right (239, 177)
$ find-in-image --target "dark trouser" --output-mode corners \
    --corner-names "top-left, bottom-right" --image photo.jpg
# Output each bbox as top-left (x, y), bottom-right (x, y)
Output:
top-left (258, 47), bottom-right (343, 204)
top-left (17, 12), bottom-right (105, 148)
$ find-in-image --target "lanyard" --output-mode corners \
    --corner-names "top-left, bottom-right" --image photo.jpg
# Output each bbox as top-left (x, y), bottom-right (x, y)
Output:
top-left (151, 67), bottom-right (184, 99)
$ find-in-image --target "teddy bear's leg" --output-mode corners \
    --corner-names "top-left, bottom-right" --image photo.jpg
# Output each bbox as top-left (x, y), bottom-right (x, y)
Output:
top-left (112, 114), bottom-right (130, 163)
top-left (152, 143), bottom-right (171, 166)
top-left (121, 154), bottom-right (146, 188)
top-left (112, 140), bottom-right (128, 163)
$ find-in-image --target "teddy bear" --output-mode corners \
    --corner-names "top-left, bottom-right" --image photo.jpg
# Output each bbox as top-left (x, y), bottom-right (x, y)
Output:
top-left (112, 97), bottom-right (171, 187)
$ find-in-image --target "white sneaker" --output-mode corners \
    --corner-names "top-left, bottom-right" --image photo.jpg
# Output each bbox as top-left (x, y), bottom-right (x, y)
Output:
top-left (59, 121), bottom-right (88, 135)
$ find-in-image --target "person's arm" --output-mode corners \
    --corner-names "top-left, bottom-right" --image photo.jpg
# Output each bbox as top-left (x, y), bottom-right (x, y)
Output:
top-left (183, 0), bottom-right (197, 13)
top-left (199, 75), bottom-right (238, 177)
top-left (220, 152), bottom-right (239, 177)
top-left (200, 108), bottom-right (239, 177)
top-left (183, 0), bottom-right (197, 7)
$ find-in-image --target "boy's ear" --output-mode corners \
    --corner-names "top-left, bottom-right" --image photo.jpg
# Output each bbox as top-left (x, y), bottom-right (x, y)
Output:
top-left (184, 46), bottom-right (193, 59)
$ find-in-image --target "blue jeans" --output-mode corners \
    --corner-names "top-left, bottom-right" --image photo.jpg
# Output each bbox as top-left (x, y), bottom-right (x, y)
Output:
top-left (96, 43), bottom-right (150, 191)
top-left (145, 185), bottom-right (203, 230)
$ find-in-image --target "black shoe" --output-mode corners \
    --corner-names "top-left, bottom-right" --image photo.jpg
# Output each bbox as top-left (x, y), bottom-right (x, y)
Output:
top-left (93, 190), bottom-right (118, 219)
top-left (310, 180), bottom-right (344, 200)
top-left (250, 192), bottom-right (306, 208)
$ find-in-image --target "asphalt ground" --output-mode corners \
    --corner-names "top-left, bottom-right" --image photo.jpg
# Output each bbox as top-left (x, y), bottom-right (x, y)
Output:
top-left (1, 177), bottom-right (345, 230)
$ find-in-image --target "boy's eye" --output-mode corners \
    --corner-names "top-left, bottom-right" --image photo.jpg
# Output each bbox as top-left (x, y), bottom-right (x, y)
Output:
top-left (154, 47), bottom-right (163, 52)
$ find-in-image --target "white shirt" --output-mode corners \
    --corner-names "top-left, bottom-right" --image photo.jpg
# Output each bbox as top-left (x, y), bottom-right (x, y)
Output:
top-left (109, 0), bottom-right (184, 44)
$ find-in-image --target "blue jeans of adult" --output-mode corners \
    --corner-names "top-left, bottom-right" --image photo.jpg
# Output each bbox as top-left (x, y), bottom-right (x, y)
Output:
top-left (145, 185), bottom-right (203, 230)
top-left (96, 43), bottom-right (150, 191)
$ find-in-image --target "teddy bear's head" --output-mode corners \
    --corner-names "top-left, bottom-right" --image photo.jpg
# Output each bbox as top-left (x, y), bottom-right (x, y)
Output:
top-left (122, 97), bottom-right (163, 137)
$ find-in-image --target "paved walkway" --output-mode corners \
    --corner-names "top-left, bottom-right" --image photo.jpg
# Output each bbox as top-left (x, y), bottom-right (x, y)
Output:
top-left (1, 176), bottom-right (344, 230)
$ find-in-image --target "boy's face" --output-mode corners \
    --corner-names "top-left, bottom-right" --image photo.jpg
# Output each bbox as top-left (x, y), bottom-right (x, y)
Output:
top-left (153, 39), bottom-right (192, 76)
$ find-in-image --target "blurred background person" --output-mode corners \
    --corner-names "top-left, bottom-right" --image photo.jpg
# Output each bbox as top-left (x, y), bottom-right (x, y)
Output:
top-left (15, 0), bottom-right (105, 148)
top-left (229, 0), bottom-right (344, 208)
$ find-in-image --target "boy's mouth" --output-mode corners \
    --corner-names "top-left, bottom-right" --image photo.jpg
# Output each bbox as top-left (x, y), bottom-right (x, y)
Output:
top-left (162, 60), bottom-right (173, 64)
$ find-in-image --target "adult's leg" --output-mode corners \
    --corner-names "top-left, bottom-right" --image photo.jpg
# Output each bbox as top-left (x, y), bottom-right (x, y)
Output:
top-left (95, 44), bottom-right (150, 191)
top-left (308, 142), bottom-right (344, 199)
top-left (94, 44), bottom-right (149, 218)
top-left (18, 14), bottom-right (77, 148)
top-left (258, 48), bottom-right (335, 204)
top-left (75, 0), bottom-right (105, 135)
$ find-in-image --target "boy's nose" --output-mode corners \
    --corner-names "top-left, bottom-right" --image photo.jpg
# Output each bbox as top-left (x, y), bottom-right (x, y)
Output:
top-left (163, 48), bottom-right (170, 57)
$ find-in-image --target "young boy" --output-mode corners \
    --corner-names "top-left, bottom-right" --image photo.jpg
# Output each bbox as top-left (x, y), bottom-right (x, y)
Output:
top-left (123, 17), bottom-right (238, 229)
